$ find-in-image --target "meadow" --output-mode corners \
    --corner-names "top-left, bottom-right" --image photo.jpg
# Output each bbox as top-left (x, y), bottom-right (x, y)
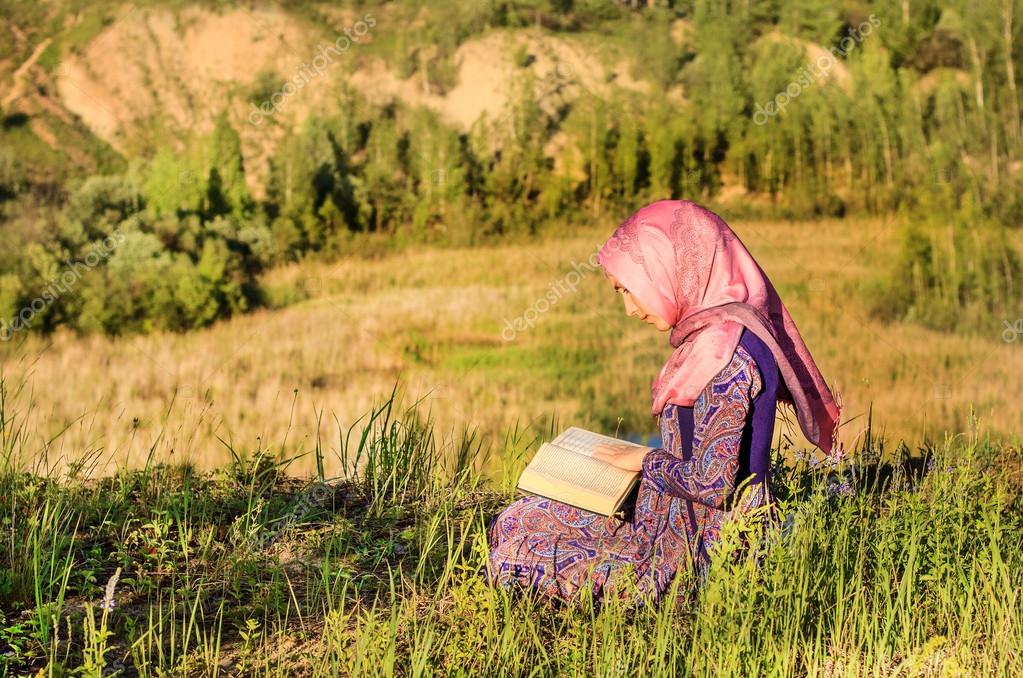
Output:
top-left (1, 377), bottom-right (1021, 675)
top-left (0, 216), bottom-right (1020, 478)
top-left (2, 215), bottom-right (1023, 675)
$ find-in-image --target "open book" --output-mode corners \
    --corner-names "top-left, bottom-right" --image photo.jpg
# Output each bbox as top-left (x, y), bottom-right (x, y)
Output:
top-left (516, 427), bottom-right (652, 517)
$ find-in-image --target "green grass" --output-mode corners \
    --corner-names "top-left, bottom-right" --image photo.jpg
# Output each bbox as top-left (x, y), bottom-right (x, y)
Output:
top-left (1, 379), bottom-right (1021, 675)
top-left (0, 118), bottom-right (64, 169)
top-left (440, 343), bottom-right (602, 382)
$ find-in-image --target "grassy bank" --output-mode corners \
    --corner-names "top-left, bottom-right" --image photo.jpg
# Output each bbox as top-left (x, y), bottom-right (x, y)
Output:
top-left (1, 386), bottom-right (1022, 675)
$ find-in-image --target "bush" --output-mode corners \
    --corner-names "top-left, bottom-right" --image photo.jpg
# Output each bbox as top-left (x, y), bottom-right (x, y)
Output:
top-left (67, 175), bottom-right (142, 236)
top-left (867, 205), bottom-right (1022, 334)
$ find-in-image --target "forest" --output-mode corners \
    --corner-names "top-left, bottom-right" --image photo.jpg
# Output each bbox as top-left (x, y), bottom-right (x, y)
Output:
top-left (0, 0), bottom-right (1020, 337)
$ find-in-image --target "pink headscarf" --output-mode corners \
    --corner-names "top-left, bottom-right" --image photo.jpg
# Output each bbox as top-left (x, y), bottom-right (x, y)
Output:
top-left (597, 200), bottom-right (842, 455)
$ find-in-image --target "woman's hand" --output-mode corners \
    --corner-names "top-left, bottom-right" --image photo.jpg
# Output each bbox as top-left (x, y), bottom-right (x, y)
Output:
top-left (592, 443), bottom-right (649, 472)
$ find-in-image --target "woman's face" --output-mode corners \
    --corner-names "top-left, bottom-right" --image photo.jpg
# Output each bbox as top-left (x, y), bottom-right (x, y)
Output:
top-left (605, 272), bottom-right (671, 331)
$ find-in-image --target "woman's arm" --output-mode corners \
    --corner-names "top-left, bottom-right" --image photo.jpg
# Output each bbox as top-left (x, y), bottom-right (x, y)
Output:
top-left (641, 345), bottom-right (762, 509)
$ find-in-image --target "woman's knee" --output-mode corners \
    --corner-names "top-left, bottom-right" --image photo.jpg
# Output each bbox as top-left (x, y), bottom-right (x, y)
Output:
top-left (489, 495), bottom-right (539, 545)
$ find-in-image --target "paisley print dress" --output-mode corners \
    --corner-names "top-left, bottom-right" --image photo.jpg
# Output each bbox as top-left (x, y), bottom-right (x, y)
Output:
top-left (485, 328), bottom-right (780, 605)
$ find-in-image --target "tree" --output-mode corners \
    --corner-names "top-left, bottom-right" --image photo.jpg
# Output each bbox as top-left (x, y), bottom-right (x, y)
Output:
top-left (205, 112), bottom-right (252, 219)
top-left (143, 148), bottom-right (204, 218)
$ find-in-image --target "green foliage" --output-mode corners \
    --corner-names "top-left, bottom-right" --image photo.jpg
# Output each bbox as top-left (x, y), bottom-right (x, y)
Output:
top-left (0, 274), bottom-right (24, 327)
top-left (867, 200), bottom-right (1022, 333)
top-left (512, 43), bottom-right (532, 69)
top-left (267, 114), bottom-right (361, 256)
top-left (684, 0), bottom-right (752, 142)
top-left (0, 147), bottom-right (24, 202)
top-left (778, 0), bottom-right (842, 44)
top-left (206, 111), bottom-right (253, 219)
top-left (74, 227), bottom-right (252, 335)
top-left (247, 69), bottom-right (286, 107)
top-left (68, 175), bottom-right (142, 232)
top-left (630, 11), bottom-right (685, 89)
top-left (5, 0), bottom-right (1023, 338)
top-left (142, 147), bottom-right (205, 217)
top-left (1, 173), bottom-right (265, 338)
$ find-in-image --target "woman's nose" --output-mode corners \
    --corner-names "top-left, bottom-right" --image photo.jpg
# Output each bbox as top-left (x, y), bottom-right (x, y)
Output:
top-left (623, 296), bottom-right (639, 316)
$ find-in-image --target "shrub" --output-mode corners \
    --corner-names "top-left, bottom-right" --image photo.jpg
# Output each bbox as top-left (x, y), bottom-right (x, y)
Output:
top-left (867, 205), bottom-right (1022, 333)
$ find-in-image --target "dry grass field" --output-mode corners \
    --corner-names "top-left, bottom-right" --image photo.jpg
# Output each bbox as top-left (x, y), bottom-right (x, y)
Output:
top-left (3, 216), bottom-right (1023, 676)
top-left (1, 216), bottom-right (1021, 478)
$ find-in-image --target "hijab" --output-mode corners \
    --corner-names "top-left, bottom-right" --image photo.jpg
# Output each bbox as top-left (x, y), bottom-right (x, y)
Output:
top-left (597, 200), bottom-right (842, 455)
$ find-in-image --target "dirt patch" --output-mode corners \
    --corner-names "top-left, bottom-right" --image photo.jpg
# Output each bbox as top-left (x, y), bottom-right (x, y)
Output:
top-left (670, 19), bottom-right (693, 47)
top-left (350, 28), bottom-right (660, 133)
top-left (913, 67), bottom-right (971, 97)
top-left (55, 5), bottom-right (349, 193)
top-left (1, 37), bottom-right (52, 110)
top-left (51, 7), bottom-right (666, 189)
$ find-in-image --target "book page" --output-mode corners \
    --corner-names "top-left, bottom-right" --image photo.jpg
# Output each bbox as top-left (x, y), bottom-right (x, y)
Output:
top-left (549, 426), bottom-right (652, 458)
top-left (516, 437), bottom-right (642, 516)
top-left (524, 444), bottom-right (634, 496)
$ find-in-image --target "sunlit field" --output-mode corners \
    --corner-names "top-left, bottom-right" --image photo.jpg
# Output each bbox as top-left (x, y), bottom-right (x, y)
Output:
top-left (1, 217), bottom-right (1020, 478)
top-left (4, 216), bottom-right (1022, 675)
top-left (2, 381), bottom-right (1021, 674)
top-left (5, 0), bottom-right (1023, 673)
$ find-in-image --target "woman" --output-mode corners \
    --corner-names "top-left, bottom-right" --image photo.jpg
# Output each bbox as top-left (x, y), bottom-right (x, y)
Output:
top-left (485, 199), bottom-right (841, 606)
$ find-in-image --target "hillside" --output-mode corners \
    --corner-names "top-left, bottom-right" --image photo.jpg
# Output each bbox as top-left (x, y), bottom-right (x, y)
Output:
top-left (1, 2), bottom-right (690, 194)
top-left (1, 0), bottom-right (1020, 348)
top-left (4, 1), bottom-right (984, 201)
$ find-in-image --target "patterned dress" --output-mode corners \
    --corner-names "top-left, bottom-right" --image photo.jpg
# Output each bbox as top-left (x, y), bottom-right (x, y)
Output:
top-left (486, 328), bottom-right (780, 606)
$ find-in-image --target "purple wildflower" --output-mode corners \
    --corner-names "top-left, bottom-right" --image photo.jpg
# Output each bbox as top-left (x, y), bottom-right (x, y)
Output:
top-left (100, 567), bottom-right (121, 613)
top-left (827, 475), bottom-right (855, 497)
